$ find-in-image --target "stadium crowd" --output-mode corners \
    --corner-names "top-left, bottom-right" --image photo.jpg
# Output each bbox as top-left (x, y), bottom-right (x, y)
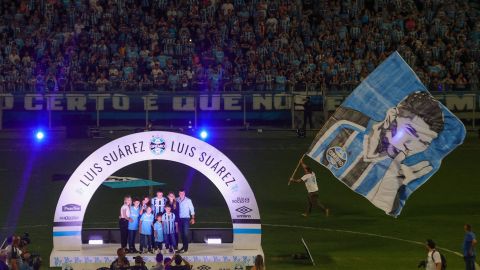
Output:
top-left (0, 0), bottom-right (479, 93)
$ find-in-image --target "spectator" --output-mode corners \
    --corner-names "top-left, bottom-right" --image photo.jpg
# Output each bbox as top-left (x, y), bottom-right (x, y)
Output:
top-left (19, 252), bottom-right (33, 270)
top-left (163, 257), bottom-right (172, 270)
top-left (0, 250), bottom-right (8, 270)
top-left (140, 74), bottom-right (153, 92)
top-left (169, 255), bottom-right (191, 270)
top-left (110, 248), bottom-right (130, 270)
top-left (151, 253), bottom-right (165, 270)
top-left (0, 0), bottom-right (478, 93)
top-left (251, 254), bottom-right (265, 270)
top-left (131, 256), bottom-right (148, 270)
top-left (6, 236), bottom-right (21, 270)
top-left (455, 73), bottom-right (468, 90)
top-left (96, 73), bottom-right (110, 92)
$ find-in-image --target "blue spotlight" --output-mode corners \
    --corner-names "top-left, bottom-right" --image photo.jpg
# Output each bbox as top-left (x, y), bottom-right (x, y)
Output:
top-left (35, 130), bottom-right (45, 141)
top-left (199, 130), bottom-right (208, 140)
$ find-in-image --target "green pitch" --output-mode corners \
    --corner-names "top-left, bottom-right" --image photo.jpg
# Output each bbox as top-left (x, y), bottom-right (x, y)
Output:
top-left (0, 130), bottom-right (478, 269)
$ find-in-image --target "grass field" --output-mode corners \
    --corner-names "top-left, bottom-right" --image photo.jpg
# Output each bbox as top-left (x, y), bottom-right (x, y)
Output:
top-left (0, 129), bottom-right (479, 269)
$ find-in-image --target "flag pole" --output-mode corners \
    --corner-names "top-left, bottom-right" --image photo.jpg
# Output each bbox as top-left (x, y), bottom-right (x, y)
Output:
top-left (288, 154), bottom-right (306, 185)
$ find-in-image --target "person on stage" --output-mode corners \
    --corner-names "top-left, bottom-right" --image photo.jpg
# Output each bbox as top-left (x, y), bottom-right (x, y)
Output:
top-left (176, 189), bottom-right (195, 253)
top-left (152, 190), bottom-right (167, 217)
top-left (153, 214), bottom-right (164, 253)
top-left (128, 198), bottom-right (141, 253)
top-left (140, 196), bottom-right (151, 215)
top-left (166, 191), bottom-right (180, 244)
top-left (162, 205), bottom-right (178, 253)
top-left (290, 160), bottom-right (329, 217)
top-left (151, 190), bottom-right (167, 246)
top-left (139, 206), bottom-right (154, 254)
top-left (119, 195), bottom-right (132, 250)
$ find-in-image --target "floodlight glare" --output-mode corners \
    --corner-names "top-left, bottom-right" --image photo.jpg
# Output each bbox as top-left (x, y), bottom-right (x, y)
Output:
top-left (200, 130), bottom-right (208, 140)
top-left (35, 131), bottom-right (45, 141)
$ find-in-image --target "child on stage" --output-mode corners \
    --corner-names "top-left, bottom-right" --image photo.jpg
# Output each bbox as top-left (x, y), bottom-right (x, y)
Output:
top-left (152, 190), bottom-right (167, 217)
top-left (151, 190), bottom-right (167, 247)
top-left (153, 214), bottom-right (164, 253)
top-left (128, 198), bottom-right (141, 253)
top-left (140, 196), bottom-right (151, 215)
top-left (139, 206), bottom-right (154, 254)
top-left (162, 205), bottom-right (178, 253)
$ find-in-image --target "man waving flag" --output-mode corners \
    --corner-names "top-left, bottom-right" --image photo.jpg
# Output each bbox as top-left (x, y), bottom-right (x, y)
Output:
top-left (306, 52), bottom-right (465, 217)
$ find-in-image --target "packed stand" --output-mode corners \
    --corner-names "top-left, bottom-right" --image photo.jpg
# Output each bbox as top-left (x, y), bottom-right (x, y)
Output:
top-left (0, 0), bottom-right (479, 93)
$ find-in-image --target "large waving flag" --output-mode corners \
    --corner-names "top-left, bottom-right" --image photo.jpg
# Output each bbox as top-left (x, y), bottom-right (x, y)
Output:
top-left (307, 52), bottom-right (465, 217)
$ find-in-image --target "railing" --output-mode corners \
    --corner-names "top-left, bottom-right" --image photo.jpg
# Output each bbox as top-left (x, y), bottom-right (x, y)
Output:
top-left (0, 80), bottom-right (478, 94)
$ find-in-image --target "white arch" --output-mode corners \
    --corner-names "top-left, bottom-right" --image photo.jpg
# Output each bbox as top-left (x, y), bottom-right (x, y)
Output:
top-left (53, 131), bottom-right (261, 250)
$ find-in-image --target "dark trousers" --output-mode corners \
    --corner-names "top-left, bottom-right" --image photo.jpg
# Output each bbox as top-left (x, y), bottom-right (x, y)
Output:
top-left (154, 241), bottom-right (163, 250)
top-left (128, 229), bottom-right (137, 250)
top-left (164, 233), bottom-right (177, 250)
top-left (178, 218), bottom-right (190, 250)
top-left (303, 112), bottom-right (313, 129)
top-left (139, 234), bottom-right (152, 251)
top-left (150, 233), bottom-right (155, 248)
top-left (307, 191), bottom-right (327, 214)
top-left (464, 256), bottom-right (476, 270)
top-left (119, 219), bottom-right (129, 248)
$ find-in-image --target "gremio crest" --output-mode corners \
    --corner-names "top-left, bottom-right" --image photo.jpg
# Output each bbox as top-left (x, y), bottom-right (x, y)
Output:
top-left (150, 136), bottom-right (166, 155)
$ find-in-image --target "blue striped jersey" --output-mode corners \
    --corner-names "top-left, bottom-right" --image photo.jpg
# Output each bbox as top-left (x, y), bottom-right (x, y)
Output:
top-left (151, 197), bottom-right (167, 216)
top-left (162, 213), bottom-right (176, 234)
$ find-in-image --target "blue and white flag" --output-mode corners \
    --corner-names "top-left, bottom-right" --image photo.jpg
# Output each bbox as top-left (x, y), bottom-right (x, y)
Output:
top-left (306, 52), bottom-right (465, 217)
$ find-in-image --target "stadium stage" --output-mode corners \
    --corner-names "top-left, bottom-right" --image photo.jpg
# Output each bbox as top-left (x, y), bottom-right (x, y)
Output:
top-left (50, 243), bottom-right (263, 269)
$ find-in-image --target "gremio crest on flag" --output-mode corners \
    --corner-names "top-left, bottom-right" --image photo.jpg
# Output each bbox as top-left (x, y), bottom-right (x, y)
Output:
top-left (306, 52), bottom-right (465, 217)
top-left (326, 146), bottom-right (347, 169)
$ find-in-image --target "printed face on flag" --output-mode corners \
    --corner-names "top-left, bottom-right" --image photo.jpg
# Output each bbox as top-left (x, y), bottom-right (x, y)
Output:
top-left (364, 91), bottom-right (444, 161)
top-left (306, 52), bottom-right (465, 217)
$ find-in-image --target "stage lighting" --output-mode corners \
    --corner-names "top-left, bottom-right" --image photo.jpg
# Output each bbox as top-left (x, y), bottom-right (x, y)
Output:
top-left (35, 130), bottom-right (45, 141)
top-left (88, 239), bottom-right (103, 245)
top-left (200, 130), bottom-right (208, 140)
top-left (206, 238), bottom-right (222, 244)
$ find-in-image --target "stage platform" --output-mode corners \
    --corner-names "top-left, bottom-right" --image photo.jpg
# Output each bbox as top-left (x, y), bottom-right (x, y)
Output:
top-left (50, 244), bottom-right (263, 270)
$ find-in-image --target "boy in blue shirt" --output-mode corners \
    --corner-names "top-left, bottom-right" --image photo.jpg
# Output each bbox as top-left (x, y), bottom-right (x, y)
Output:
top-left (128, 198), bottom-right (141, 253)
top-left (162, 205), bottom-right (178, 253)
top-left (139, 206), bottom-right (154, 254)
top-left (153, 213), bottom-right (164, 253)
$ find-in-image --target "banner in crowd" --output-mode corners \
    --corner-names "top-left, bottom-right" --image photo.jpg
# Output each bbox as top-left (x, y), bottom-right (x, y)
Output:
top-left (305, 52), bottom-right (466, 217)
top-left (0, 91), bottom-right (478, 127)
top-left (0, 92), bottom-right (478, 111)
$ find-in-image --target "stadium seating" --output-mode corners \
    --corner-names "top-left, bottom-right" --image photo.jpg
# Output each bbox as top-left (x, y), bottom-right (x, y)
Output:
top-left (0, 0), bottom-right (478, 93)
